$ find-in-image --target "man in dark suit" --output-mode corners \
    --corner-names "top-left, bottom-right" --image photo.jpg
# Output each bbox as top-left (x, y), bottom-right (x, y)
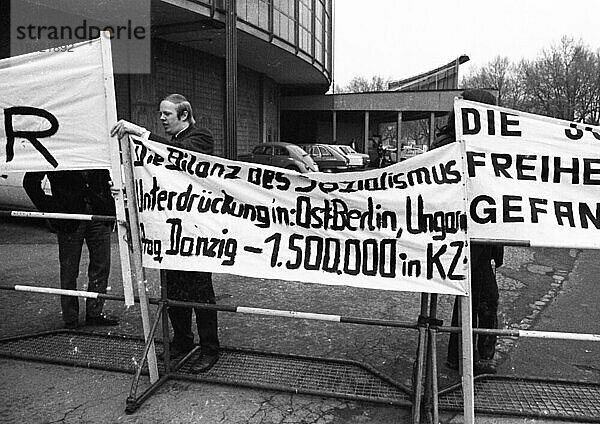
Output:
top-left (111, 94), bottom-right (219, 372)
top-left (431, 89), bottom-right (504, 375)
top-left (23, 170), bottom-right (118, 329)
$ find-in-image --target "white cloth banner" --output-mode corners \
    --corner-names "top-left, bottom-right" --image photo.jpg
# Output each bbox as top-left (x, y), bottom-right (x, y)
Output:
top-left (131, 137), bottom-right (469, 295)
top-left (0, 38), bottom-right (111, 172)
top-left (457, 99), bottom-right (600, 248)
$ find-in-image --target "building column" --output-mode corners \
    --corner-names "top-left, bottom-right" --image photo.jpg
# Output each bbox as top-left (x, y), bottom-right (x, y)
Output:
top-left (225, 0), bottom-right (237, 159)
top-left (259, 75), bottom-right (264, 143)
top-left (397, 111), bottom-right (402, 159)
top-left (332, 111), bottom-right (337, 143)
top-left (429, 111), bottom-right (435, 149)
top-left (364, 111), bottom-right (369, 153)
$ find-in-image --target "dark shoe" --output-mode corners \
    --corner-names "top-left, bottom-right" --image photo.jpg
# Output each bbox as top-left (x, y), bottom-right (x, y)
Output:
top-left (157, 344), bottom-right (194, 362)
top-left (191, 352), bottom-right (219, 373)
top-left (474, 359), bottom-right (497, 375)
top-left (85, 314), bottom-right (119, 326)
top-left (65, 321), bottom-right (79, 329)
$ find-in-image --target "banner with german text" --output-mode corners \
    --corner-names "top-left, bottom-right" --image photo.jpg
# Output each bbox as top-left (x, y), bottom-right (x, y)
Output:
top-left (130, 137), bottom-right (469, 295)
top-left (0, 38), bottom-right (111, 172)
top-left (457, 99), bottom-right (600, 248)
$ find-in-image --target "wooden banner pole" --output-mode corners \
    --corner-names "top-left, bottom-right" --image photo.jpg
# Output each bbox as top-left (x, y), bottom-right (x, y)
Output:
top-left (459, 290), bottom-right (475, 423)
top-left (458, 114), bottom-right (476, 424)
top-left (100, 31), bottom-right (135, 307)
top-left (411, 293), bottom-right (429, 424)
top-left (120, 134), bottom-right (159, 383)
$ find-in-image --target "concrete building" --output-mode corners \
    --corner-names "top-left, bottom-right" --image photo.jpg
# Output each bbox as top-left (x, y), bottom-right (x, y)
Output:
top-left (281, 56), bottom-right (471, 159)
top-left (0, 1), bottom-right (476, 163)
top-left (113, 0), bottom-right (333, 159)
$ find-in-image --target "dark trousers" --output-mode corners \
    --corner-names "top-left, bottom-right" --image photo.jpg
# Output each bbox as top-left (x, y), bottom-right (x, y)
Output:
top-left (447, 264), bottom-right (499, 364)
top-left (165, 270), bottom-right (219, 356)
top-left (57, 221), bottom-right (112, 324)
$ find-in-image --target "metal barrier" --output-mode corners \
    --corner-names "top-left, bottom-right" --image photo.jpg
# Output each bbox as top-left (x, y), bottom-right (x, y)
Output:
top-left (2, 283), bottom-right (600, 422)
top-left (2, 210), bottom-right (600, 422)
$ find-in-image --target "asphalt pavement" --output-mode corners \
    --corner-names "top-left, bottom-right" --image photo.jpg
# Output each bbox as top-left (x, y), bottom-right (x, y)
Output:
top-left (0, 216), bottom-right (598, 423)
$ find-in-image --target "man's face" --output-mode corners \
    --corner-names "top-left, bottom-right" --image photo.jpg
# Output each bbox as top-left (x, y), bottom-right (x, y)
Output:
top-left (159, 100), bottom-right (188, 136)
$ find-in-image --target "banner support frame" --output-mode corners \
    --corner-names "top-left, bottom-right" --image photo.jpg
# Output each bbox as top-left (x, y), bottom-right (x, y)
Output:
top-left (100, 31), bottom-right (135, 307)
top-left (411, 293), bottom-right (429, 423)
top-left (120, 134), bottom-right (159, 383)
top-left (458, 105), bottom-right (476, 423)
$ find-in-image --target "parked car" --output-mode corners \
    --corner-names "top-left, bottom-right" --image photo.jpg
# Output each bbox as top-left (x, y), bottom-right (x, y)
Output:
top-left (238, 142), bottom-right (318, 173)
top-left (297, 143), bottom-right (348, 172)
top-left (327, 144), bottom-right (370, 169)
top-left (399, 145), bottom-right (424, 161)
top-left (0, 172), bottom-right (50, 211)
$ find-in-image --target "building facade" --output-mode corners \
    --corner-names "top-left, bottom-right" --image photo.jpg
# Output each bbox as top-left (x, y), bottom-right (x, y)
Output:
top-left (116, 0), bottom-right (333, 158)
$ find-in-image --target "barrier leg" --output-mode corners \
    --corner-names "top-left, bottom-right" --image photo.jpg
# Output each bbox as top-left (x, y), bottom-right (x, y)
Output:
top-left (460, 295), bottom-right (475, 424)
top-left (160, 270), bottom-right (171, 373)
top-left (411, 293), bottom-right (429, 424)
top-left (424, 294), bottom-right (439, 424)
top-left (125, 302), bottom-right (167, 414)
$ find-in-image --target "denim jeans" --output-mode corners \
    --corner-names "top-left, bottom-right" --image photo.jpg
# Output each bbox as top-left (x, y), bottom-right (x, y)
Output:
top-left (56, 221), bottom-right (112, 324)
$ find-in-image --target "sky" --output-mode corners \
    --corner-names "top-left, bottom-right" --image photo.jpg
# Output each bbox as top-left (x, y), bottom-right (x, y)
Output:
top-left (333, 0), bottom-right (600, 88)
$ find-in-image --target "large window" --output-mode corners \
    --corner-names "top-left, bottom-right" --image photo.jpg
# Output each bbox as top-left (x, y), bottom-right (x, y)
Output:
top-left (323, 0), bottom-right (331, 69)
top-left (273, 0), bottom-right (295, 44)
top-left (314, 0), bottom-right (323, 64)
top-left (189, 0), bottom-right (331, 74)
top-left (237, 0), bottom-right (269, 28)
top-left (298, 0), bottom-right (311, 54)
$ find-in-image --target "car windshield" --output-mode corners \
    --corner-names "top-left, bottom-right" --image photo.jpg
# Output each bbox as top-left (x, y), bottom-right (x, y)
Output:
top-left (288, 145), bottom-right (310, 157)
top-left (252, 146), bottom-right (268, 155)
top-left (273, 146), bottom-right (288, 156)
top-left (318, 146), bottom-right (333, 157)
top-left (339, 146), bottom-right (355, 154)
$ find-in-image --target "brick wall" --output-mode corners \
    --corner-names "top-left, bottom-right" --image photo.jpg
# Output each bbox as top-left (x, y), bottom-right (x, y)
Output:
top-left (119, 38), bottom-right (277, 158)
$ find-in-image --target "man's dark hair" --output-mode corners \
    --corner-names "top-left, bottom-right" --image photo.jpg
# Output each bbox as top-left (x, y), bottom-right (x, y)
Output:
top-left (162, 93), bottom-right (196, 125)
top-left (432, 89), bottom-right (497, 149)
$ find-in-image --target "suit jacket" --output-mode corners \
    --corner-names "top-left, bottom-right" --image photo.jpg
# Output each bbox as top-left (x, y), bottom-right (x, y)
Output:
top-left (23, 170), bottom-right (115, 232)
top-left (149, 124), bottom-right (214, 155)
top-left (151, 123), bottom-right (216, 286)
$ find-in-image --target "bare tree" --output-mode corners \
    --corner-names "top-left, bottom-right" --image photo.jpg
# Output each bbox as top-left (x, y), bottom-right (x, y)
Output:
top-left (339, 37), bottom-right (600, 127)
top-left (461, 39), bottom-right (600, 124)
top-left (336, 75), bottom-right (390, 93)
top-left (521, 36), bottom-right (600, 124)
top-left (461, 55), bottom-right (525, 109)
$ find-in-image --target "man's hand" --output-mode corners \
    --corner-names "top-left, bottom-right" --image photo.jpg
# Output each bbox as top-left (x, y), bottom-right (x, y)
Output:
top-left (110, 120), bottom-right (148, 139)
top-left (108, 180), bottom-right (121, 199)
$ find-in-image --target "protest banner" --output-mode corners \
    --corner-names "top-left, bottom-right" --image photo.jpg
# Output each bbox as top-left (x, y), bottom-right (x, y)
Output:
top-left (129, 137), bottom-right (470, 295)
top-left (0, 38), bottom-right (112, 172)
top-left (0, 34), bottom-right (135, 305)
top-left (0, 34), bottom-right (150, 377)
top-left (457, 99), bottom-right (600, 248)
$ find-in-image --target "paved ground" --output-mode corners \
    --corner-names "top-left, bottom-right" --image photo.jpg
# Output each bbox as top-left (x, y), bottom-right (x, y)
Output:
top-left (0, 216), bottom-right (598, 423)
